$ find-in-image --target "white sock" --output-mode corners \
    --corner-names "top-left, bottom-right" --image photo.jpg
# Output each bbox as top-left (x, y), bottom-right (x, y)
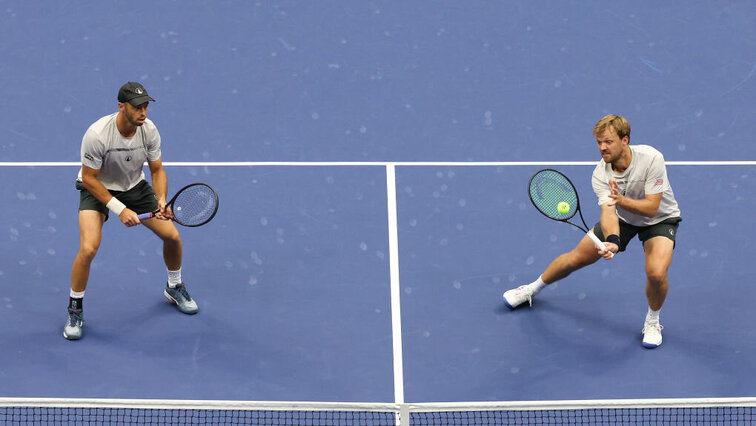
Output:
top-left (167, 268), bottom-right (182, 288)
top-left (70, 289), bottom-right (85, 299)
top-left (529, 276), bottom-right (547, 294)
top-left (645, 307), bottom-right (661, 324)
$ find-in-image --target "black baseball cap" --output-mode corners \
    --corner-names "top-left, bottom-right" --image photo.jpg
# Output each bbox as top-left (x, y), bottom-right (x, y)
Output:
top-left (117, 82), bottom-right (155, 106)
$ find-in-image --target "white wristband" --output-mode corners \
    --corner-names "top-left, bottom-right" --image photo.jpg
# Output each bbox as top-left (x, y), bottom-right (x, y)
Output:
top-left (106, 197), bottom-right (127, 216)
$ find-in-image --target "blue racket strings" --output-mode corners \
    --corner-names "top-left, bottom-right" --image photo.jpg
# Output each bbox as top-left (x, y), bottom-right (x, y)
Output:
top-left (172, 185), bottom-right (217, 226)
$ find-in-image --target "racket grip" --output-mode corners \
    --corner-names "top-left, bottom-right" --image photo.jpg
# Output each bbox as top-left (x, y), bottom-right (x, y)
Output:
top-left (137, 212), bottom-right (154, 221)
top-left (587, 230), bottom-right (614, 259)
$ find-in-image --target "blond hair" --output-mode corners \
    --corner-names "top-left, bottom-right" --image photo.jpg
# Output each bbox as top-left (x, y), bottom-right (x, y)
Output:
top-left (593, 114), bottom-right (630, 140)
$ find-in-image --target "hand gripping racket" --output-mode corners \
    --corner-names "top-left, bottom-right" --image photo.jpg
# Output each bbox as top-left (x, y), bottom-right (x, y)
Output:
top-left (528, 169), bottom-right (613, 258)
top-left (137, 183), bottom-right (219, 227)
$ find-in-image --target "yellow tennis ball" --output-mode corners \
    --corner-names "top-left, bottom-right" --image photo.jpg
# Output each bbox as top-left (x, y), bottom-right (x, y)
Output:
top-left (557, 202), bottom-right (570, 214)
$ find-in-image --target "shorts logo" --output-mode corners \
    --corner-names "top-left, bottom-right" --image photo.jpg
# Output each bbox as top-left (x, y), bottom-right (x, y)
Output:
top-left (669, 229), bottom-right (674, 236)
top-left (125, 155), bottom-right (132, 162)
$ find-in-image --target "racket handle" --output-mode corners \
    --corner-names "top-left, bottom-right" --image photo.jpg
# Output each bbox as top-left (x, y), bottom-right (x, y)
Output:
top-left (587, 230), bottom-right (614, 259)
top-left (137, 212), bottom-right (154, 221)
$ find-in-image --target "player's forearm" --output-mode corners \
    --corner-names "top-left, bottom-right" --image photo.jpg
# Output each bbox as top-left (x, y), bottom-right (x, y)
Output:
top-left (81, 173), bottom-right (115, 206)
top-left (150, 168), bottom-right (169, 203)
top-left (600, 215), bottom-right (620, 238)
top-left (599, 203), bottom-right (620, 237)
top-left (615, 197), bottom-right (659, 218)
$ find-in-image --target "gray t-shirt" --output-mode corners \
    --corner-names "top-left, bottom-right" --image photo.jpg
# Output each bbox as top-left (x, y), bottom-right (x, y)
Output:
top-left (591, 144), bottom-right (681, 226)
top-left (77, 112), bottom-right (161, 191)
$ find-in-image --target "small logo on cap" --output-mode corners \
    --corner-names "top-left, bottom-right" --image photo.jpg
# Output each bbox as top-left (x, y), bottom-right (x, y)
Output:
top-left (135, 88), bottom-right (144, 95)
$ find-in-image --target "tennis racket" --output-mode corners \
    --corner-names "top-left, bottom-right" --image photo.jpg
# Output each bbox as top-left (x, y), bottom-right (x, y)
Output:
top-left (137, 183), bottom-right (219, 227)
top-left (528, 169), bottom-right (613, 258)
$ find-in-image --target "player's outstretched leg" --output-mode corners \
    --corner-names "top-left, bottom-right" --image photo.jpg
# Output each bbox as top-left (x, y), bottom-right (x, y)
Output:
top-left (503, 236), bottom-right (602, 309)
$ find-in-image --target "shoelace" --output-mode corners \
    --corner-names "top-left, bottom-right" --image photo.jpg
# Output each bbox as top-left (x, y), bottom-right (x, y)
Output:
top-left (514, 285), bottom-right (534, 307)
top-left (68, 310), bottom-right (83, 326)
top-left (175, 284), bottom-right (191, 301)
top-left (642, 323), bottom-right (663, 334)
top-left (525, 288), bottom-right (533, 307)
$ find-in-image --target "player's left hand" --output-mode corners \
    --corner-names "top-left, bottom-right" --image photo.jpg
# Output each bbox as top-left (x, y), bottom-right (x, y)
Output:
top-left (608, 179), bottom-right (623, 206)
top-left (155, 200), bottom-right (172, 220)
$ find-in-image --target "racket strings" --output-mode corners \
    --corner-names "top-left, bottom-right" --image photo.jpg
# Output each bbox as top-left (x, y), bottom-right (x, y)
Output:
top-left (171, 185), bottom-right (217, 226)
top-left (529, 170), bottom-right (579, 220)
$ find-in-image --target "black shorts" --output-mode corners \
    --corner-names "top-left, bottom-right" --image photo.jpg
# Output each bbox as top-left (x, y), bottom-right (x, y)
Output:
top-left (76, 180), bottom-right (159, 222)
top-left (593, 217), bottom-right (681, 252)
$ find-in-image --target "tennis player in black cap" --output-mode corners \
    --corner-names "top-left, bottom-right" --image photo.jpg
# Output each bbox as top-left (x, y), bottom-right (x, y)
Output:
top-left (64, 82), bottom-right (199, 340)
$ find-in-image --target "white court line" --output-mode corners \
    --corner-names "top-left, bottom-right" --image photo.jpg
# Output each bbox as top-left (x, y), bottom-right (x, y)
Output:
top-left (385, 164), bottom-right (405, 406)
top-left (2, 161), bottom-right (756, 167)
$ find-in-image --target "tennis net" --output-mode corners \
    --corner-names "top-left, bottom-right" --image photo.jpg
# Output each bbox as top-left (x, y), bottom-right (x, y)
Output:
top-left (1, 397), bottom-right (754, 425)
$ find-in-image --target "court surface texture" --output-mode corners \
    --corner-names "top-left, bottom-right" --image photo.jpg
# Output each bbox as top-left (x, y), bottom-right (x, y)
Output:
top-left (1, 0), bottom-right (755, 408)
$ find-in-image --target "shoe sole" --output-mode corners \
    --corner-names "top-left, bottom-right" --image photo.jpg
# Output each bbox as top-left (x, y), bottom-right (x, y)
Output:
top-left (164, 290), bottom-right (199, 315)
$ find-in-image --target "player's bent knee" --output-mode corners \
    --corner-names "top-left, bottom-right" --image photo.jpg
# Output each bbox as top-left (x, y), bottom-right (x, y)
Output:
top-left (646, 270), bottom-right (667, 286)
top-left (162, 229), bottom-right (181, 244)
top-left (77, 244), bottom-right (100, 262)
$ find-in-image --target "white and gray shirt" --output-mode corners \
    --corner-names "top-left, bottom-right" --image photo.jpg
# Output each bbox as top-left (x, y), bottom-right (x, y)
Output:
top-left (77, 113), bottom-right (161, 192)
top-left (592, 144), bottom-right (681, 227)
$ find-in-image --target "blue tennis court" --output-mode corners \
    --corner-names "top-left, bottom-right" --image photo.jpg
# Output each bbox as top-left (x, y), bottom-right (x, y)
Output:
top-left (1, 1), bottom-right (755, 424)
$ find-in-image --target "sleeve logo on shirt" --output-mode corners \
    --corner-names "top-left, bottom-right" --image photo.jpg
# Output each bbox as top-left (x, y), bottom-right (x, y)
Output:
top-left (84, 153), bottom-right (94, 161)
top-left (654, 178), bottom-right (664, 186)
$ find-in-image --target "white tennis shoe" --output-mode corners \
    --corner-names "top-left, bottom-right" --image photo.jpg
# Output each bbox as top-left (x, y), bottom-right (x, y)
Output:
top-left (502, 285), bottom-right (535, 309)
top-left (642, 321), bottom-right (663, 348)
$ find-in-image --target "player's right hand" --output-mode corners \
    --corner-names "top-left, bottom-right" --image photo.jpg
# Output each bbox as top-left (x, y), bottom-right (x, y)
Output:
top-left (119, 208), bottom-right (141, 227)
top-left (599, 242), bottom-right (619, 259)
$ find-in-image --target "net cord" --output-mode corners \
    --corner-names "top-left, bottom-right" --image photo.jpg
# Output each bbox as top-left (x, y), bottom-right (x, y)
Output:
top-left (2, 397), bottom-right (755, 412)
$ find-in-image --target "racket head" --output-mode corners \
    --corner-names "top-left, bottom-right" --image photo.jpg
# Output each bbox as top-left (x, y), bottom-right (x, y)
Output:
top-left (167, 183), bottom-right (219, 227)
top-left (528, 169), bottom-right (582, 222)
